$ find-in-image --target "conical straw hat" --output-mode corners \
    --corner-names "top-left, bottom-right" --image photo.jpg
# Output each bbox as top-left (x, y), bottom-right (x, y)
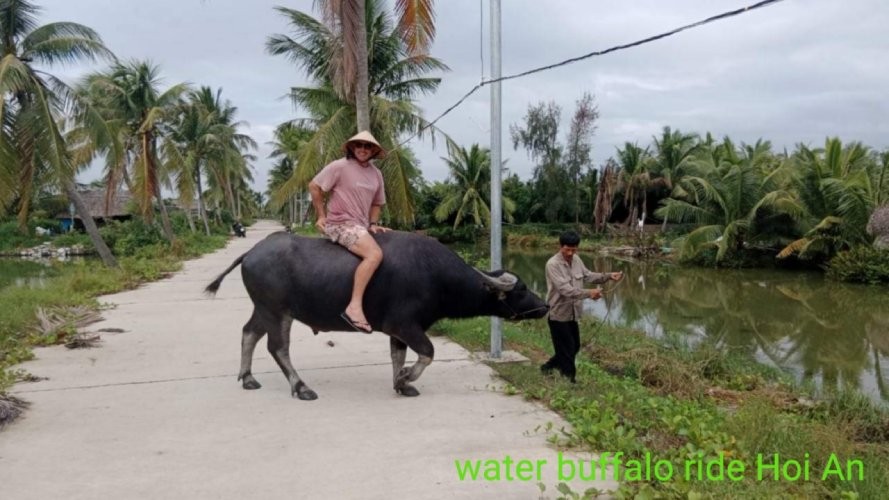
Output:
top-left (342, 130), bottom-right (386, 159)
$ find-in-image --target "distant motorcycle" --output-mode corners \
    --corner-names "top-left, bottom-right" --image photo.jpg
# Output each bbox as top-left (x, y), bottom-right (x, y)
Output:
top-left (232, 222), bottom-right (246, 238)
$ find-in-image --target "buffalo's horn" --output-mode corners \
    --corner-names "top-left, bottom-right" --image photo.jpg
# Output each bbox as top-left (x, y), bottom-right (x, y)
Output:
top-left (476, 269), bottom-right (518, 291)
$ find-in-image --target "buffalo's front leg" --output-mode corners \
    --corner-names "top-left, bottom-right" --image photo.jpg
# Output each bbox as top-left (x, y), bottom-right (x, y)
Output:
top-left (267, 313), bottom-right (317, 400)
top-left (393, 331), bottom-right (434, 397)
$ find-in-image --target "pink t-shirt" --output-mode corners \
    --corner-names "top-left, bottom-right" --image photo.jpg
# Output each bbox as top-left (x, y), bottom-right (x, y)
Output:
top-left (312, 158), bottom-right (386, 227)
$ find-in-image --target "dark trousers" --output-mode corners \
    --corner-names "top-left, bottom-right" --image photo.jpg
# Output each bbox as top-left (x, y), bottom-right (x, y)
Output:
top-left (543, 319), bottom-right (580, 382)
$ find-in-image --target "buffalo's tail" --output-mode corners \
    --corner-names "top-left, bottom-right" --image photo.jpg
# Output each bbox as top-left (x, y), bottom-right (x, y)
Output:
top-left (204, 253), bottom-right (247, 296)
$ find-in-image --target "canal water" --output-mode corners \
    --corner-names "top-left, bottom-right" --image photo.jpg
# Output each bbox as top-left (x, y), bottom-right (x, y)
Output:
top-left (0, 258), bottom-right (58, 291)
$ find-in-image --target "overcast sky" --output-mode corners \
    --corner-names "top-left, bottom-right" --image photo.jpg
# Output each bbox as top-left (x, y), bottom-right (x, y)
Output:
top-left (39, 0), bottom-right (889, 192)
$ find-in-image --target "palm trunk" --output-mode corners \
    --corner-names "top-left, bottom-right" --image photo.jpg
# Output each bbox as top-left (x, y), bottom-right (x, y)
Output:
top-left (298, 192), bottom-right (306, 225)
top-left (354, 0), bottom-right (371, 132)
top-left (224, 175), bottom-right (237, 216)
top-left (14, 92), bottom-right (35, 234)
top-left (144, 132), bottom-right (175, 241)
top-left (154, 182), bottom-right (175, 241)
top-left (65, 181), bottom-right (118, 268)
top-left (122, 165), bottom-right (135, 193)
top-left (575, 188), bottom-right (580, 225)
top-left (642, 197), bottom-right (648, 230)
top-left (876, 154), bottom-right (888, 206)
top-left (184, 205), bottom-right (196, 232)
top-left (15, 153), bottom-right (35, 235)
top-left (196, 166), bottom-right (211, 235)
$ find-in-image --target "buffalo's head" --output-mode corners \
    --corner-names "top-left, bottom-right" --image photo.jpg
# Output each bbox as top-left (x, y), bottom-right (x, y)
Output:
top-left (478, 270), bottom-right (549, 321)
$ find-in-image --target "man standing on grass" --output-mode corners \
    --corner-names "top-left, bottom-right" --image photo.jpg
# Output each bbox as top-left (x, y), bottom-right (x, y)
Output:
top-left (543, 230), bottom-right (623, 383)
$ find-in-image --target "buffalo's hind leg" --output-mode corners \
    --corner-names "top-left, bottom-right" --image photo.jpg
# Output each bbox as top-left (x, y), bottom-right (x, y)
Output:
top-left (266, 312), bottom-right (318, 400)
top-left (390, 336), bottom-right (407, 391)
top-left (392, 329), bottom-right (434, 397)
top-left (238, 309), bottom-right (268, 390)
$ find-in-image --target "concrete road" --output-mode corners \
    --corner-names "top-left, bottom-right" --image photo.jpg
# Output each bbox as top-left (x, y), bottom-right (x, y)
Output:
top-left (0, 220), bottom-right (616, 499)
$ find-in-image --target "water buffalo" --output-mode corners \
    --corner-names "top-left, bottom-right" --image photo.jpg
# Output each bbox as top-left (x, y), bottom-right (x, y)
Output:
top-left (205, 231), bottom-right (548, 400)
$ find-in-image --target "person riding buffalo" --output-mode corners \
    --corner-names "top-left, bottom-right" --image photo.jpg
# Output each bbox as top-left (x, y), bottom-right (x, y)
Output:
top-left (309, 131), bottom-right (389, 334)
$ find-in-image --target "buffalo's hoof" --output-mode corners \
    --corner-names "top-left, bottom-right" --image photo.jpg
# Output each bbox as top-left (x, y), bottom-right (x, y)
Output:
top-left (396, 385), bottom-right (420, 397)
top-left (294, 384), bottom-right (318, 400)
top-left (296, 389), bottom-right (318, 401)
top-left (241, 378), bottom-right (261, 390)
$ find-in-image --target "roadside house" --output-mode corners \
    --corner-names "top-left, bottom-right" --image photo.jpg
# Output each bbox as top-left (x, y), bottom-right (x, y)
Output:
top-left (56, 187), bottom-right (133, 231)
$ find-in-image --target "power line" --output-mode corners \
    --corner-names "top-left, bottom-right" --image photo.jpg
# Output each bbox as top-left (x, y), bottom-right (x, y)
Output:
top-left (398, 0), bottom-right (786, 148)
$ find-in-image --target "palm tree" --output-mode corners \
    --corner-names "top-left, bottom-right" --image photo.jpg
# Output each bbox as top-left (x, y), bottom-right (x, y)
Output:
top-left (778, 138), bottom-right (876, 260)
top-left (307, 0), bottom-right (436, 132)
top-left (267, 0), bottom-right (448, 224)
top-left (226, 152), bottom-right (257, 220)
top-left (615, 142), bottom-right (654, 226)
top-left (193, 87), bottom-right (256, 218)
top-left (78, 61), bottom-right (187, 242)
top-left (434, 143), bottom-right (514, 228)
top-left (656, 142), bottom-right (801, 263)
top-left (165, 86), bottom-right (256, 234)
top-left (0, 0), bottom-right (118, 267)
top-left (267, 122), bottom-right (314, 225)
top-left (650, 126), bottom-right (700, 230)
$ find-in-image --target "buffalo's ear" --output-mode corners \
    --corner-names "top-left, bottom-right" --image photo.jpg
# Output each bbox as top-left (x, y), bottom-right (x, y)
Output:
top-left (479, 280), bottom-right (507, 300)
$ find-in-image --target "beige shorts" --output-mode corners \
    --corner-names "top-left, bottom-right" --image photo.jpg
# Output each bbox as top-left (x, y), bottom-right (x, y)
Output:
top-left (324, 222), bottom-right (368, 250)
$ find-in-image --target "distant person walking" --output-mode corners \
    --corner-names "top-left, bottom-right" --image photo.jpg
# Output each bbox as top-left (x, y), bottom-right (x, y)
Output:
top-left (309, 131), bottom-right (389, 334)
top-left (543, 230), bottom-right (622, 382)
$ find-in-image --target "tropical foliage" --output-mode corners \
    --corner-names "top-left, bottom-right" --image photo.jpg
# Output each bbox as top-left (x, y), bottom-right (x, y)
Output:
top-left (75, 61), bottom-right (187, 240)
top-left (777, 138), bottom-right (879, 260)
top-left (2, 2), bottom-right (260, 264)
top-left (433, 143), bottom-right (514, 228)
top-left (266, 0), bottom-right (448, 224)
top-left (509, 95), bottom-right (599, 224)
top-left (656, 142), bottom-right (800, 263)
top-left (0, 0), bottom-right (118, 266)
top-left (165, 86), bottom-right (257, 234)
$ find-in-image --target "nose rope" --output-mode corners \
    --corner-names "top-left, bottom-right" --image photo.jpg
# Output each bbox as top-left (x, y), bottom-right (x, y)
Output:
top-left (585, 276), bottom-right (627, 343)
top-left (499, 299), bottom-right (549, 320)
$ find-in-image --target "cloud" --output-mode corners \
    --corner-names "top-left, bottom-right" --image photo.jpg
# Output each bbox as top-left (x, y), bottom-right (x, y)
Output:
top-left (36, 0), bottom-right (888, 189)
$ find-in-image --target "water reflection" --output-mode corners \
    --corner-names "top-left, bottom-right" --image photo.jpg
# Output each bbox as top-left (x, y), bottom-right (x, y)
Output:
top-left (0, 258), bottom-right (60, 290)
top-left (503, 250), bottom-right (889, 405)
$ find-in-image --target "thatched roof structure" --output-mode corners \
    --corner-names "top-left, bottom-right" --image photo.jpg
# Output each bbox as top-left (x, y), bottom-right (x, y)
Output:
top-left (57, 187), bottom-right (133, 220)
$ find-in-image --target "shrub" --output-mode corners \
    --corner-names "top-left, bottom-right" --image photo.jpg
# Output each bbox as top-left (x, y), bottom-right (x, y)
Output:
top-left (100, 219), bottom-right (165, 256)
top-left (827, 245), bottom-right (889, 284)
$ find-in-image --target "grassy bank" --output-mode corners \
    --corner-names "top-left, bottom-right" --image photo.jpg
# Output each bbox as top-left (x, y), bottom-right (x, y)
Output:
top-left (431, 317), bottom-right (889, 499)
top-left (0, 221), bottom-right (229, 395)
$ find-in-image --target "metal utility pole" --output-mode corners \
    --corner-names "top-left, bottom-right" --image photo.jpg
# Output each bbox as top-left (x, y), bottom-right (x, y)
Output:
top-left (489, 0), bottom-right (503, 358)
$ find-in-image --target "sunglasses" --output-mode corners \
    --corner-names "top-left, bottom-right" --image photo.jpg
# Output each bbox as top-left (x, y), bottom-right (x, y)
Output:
top-left (352, 142), bottom-right (376, 150)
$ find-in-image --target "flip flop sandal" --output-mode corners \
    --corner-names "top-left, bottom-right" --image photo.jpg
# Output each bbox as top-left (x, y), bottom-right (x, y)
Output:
top-left (340, 311), bottom-right (373, 334)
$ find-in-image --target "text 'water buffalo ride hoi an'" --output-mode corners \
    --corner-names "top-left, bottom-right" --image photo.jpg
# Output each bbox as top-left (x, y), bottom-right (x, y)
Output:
top-left (205, 231), bottom-right (548, 400)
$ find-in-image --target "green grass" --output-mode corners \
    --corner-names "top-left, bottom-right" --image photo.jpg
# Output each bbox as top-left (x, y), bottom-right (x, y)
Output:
top-left (431, 317), bottom-right (889, 499)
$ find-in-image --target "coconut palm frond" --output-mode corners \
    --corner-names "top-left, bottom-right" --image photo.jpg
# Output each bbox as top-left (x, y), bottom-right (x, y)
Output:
top-left (778, 238), bottom-right (809, 259)
top-left (0, 394), bottom-right (30, 429)
top-left (679, 224), bottom-right (723, 261)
